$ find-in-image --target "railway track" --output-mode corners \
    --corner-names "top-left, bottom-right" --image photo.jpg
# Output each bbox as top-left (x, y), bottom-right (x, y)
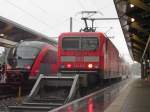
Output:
top-left (0, 82), bottom-right (33, 99)
top-left (0, 83), bottom-right (19, 112)
top-left (8, 75), bottom-right (80, 112)
top-left (8, 75), bottom-right (122, 112)
top-left (0, 83), bottom-right (17, 98)
top-left (0, 81), bottom-right (35, 112)
top-left (0, 73), bottom-right (123, 112)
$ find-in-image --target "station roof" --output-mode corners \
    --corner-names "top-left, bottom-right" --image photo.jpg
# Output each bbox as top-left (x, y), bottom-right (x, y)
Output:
top-left (114, 0), bottom-right (150, 63)
top-left (0, 16), bottom-right (57, 48)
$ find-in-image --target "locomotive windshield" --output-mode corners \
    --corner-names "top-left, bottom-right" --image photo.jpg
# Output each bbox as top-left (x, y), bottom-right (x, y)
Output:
top-left (62, 37), bottom-right (80, 50)
top-left (7, 46), bottom-right (40, 69)
top-left (16, 46), bottom-right (39, 59)
top-left (62, 37), bottom-right (99, 50)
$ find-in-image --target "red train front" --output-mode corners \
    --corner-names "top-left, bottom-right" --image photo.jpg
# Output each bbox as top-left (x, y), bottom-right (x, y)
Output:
top-left (6, 41), bottom-right (58, 82)
top-left (58, 32), bottom-right (122, 85)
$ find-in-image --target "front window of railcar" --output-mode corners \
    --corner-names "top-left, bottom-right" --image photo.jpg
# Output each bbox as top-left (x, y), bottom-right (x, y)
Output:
top-left (81, 37), bottom-right (98, 50)
top-left (62, 37), bottom-right (80, 50)
top-left (16, 47), bottom-right (39, 59)
top-left (62, 37), bottom-right (99, 50)
top-left (15, 46), bottom-right (40, 69)
top-left (7, 46), bottom-right (40, 69)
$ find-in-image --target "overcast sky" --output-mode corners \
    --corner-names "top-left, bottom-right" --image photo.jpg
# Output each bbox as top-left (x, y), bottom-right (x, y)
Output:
top-left (0, 0), bottom-right (133, 63)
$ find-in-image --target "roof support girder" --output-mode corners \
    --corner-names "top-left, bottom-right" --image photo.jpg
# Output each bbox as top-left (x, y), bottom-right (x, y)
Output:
top-left (132, 48), bottom-right (143, 53)
top-left (142, 34), bottom-right (150, 59)
top-left (0, 38), bottom-right (17, 47)
top-left (129, 0), bottom-right (150, 12)
top-left (132, 42), bottom-right (144, 50)
top-left (130, 22), bottom-right (147, 33)
top-left (130, 34), bottom-right (146, 44)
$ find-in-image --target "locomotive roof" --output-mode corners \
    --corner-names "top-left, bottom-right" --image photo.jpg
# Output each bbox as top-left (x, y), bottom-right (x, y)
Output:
top-left (17, 41), bottom-right (50, 49)
top-left (60, 32), bottom-right (104, 36)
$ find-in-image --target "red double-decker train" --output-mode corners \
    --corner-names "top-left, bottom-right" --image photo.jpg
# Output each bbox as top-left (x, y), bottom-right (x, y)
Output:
top-left (58, 32), bottom-right (127, 85)
top-left (6, 40), bottom-right (58, 82)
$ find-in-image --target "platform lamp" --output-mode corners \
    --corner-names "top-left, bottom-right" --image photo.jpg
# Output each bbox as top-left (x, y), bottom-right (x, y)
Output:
top-left (122, 17), bottom-right (135, 27)
top-left (142, 60), bottom-right (146, 65)
top-left (0, 33), bottom-right (4, 37)
top-left (142, 60), bottom-right (147, 78)
top-left (130, 4), bottom-right (135, 8)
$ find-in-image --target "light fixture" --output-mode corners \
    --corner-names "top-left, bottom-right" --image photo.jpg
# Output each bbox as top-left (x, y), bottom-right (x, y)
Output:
top-left (0, 33), bottom-right (4, 37)
top-left (131, 18), bottom-right (135, 22)
top-left (130, 4), bottom-right (135, 8)
top-left (88, 64), bottom-right (93, 69)
top-left (67, 64), bottom-right (72, 68)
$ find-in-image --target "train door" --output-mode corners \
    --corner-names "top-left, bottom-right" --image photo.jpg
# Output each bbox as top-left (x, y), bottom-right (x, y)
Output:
top-left (39, 51), bottom-right (51, 75)
top-left (49, 50), bottom-right (58, 74)
top-left (39, 50), bottom-right (57, 76)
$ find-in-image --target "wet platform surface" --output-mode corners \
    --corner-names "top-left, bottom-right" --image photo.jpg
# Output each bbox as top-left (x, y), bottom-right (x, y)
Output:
top-left (122, 79), bottom-right (150, 112)
top-left (105, 78), bottom-right (150, 112)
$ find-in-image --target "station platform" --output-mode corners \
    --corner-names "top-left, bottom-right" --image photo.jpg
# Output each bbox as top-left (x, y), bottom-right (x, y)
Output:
top-left (105, 77), bottom-right (150, 112)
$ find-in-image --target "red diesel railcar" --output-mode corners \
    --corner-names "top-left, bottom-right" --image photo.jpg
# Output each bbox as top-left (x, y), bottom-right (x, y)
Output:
top-left (58, 32), bottom-right (124, 85)
top-left (6, 41), bottom-right (58, 82)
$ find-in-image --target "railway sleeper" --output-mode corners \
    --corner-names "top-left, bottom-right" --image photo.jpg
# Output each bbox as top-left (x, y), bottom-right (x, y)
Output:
top-left (8, 105), bottom-right (53, 112)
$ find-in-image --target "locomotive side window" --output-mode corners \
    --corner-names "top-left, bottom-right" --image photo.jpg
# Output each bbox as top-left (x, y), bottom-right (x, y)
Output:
top-left (62, 37), bottom-right (80, 50)
top-left (81, 37), bottom-right (98, 50)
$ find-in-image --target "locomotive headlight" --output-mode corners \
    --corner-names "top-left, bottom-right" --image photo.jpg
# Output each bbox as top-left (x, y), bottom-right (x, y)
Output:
top-left (6, 64), bottom-right (12, 69)
top-left (24, 64), bottom-right (31, 69)
top-left (88, 64), bottom-right (93, 69)
top-left (67, 64), bottom-right (72, 68)
top-left (26, 65), bottom-right (31, 69)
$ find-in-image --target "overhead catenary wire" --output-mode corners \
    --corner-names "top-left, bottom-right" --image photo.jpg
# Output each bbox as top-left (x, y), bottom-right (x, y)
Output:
top-left (30, 0), bottom-right (92, 33)
top-left (30, 0), bottom-right (67, 22)
top-left (89, 0), bottom-right (115, 16)
top-left (4, 0), bottom-right (71, 33)
top-left (77, 0), bottom-right (87, 11)
top-left (30, 0), bottom-right (51, 17)
top-left (28, 0), bottom-right (72, 30)
top-left (45, 18), bottom-right (71, 30)
top-left (4, 0), bottom-right (55, 30)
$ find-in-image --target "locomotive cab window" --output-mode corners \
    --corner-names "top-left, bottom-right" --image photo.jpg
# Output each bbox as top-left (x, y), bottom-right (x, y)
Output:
top-left (62, 37), bottom-right (80, 50)
top-left (7, 46), bottom-right (40, 69)
top-left (81, 37), bottom-right (98, 50)
top-left (62, 37), bottom-right (99, 50)
top-left (16, 46), bottom-right (39, 59)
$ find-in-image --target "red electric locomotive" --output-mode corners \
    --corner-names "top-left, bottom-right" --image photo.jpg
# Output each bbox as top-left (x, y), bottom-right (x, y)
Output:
top-left (58, 32), bottom-right (122, 85)
top-left (6, 40), bottom-right (58, 82)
